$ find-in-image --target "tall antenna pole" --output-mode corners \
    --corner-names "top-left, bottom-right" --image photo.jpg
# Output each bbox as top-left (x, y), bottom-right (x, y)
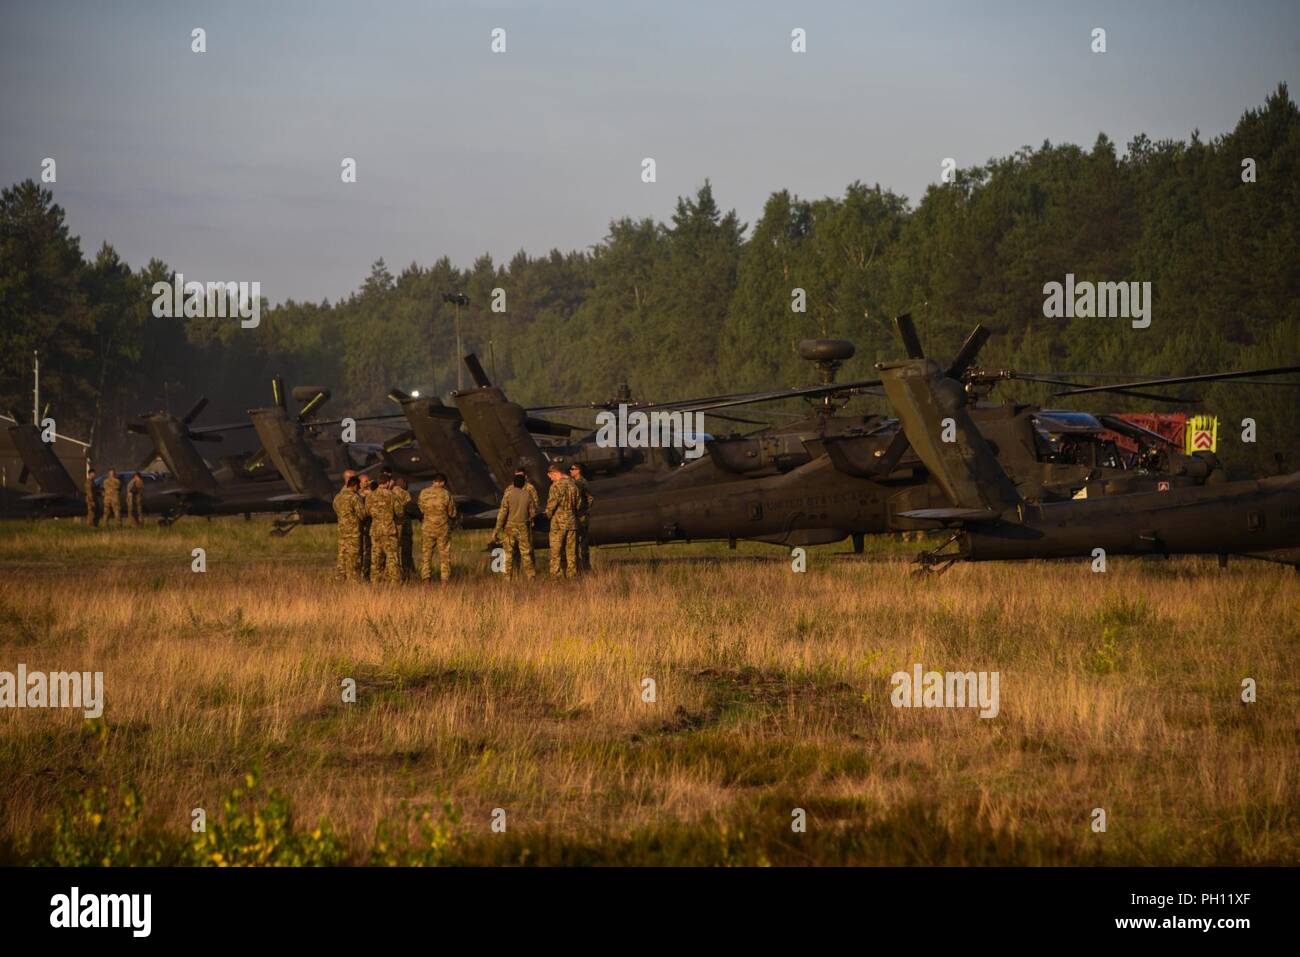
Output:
top-left (33, 350), bottom-right (39, 425)
top-left (442, 292), bottom-right (470, 391)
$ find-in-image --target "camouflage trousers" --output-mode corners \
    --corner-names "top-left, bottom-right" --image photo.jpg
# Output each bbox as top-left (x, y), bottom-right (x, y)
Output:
top-left (102, 497), bottom-right (121, 526)
top-left (500, 524), bottom-right (535, 579)
top-left (549, 523), bottom-right (577, 578)
top-left (360, 519), bottom-right (372, 578)
top-left (85, 500), bottom-right (98, 527)
top-left (335, 529), bottom-right (364, 582)
top-left (421, 524), bottom-right (452, 582)
top-left (370, 530), bottom-right (402, 584)
top-left (127, 495), bottom-right (144, 527)
top-left (576, 517), bottom-right (591, 571)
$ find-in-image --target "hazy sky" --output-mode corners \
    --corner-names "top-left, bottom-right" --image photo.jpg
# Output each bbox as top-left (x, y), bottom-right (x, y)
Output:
top-left (3, 0), bottom-right (1297, 303)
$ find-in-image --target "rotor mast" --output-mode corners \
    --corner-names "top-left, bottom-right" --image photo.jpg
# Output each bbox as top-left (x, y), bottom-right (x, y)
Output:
top-left (798, 339), bottom-right (856, 418)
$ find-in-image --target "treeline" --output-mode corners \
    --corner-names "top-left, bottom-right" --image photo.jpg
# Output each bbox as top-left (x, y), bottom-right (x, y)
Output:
top-left (2, 85), bottom-right (1297, 472)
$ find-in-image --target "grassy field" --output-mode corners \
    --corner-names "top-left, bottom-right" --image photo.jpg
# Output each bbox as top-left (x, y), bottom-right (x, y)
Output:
top-left (0, 516), bottom-right (1296, 865)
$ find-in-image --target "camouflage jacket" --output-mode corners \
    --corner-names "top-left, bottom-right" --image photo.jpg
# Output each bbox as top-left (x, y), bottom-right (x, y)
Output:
top-left (391, 486), bottom-right (412, 527)
top-left (101, 476), bottom-right (121, 500)
top-left (419, 485), bottom-right (458, 528)
top-left (126, 475), bottom-right (145, 499)
top-left (333, 488), bottom-right (364, 534)
top-left (546, 476), bottom-right (580, 527)
top-left (495, 485), bottom-right (535, 532)
top-left (366, 487), bottom-right (403, 536)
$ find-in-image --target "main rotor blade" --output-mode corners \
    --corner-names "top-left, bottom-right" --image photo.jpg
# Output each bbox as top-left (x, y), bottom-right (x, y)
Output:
top-left (271, 376), bottom-right (286, 411)
top-left (699, 411), bottom-right (769, 426)
top-left (182, 396), bottom-right (208, 425)
top-left (526, 376), bottom-right (888, 418)
top-left (659, 379), bottom-right (886, 414)
top-left (526, 384), bottom-right (773, 414)
top-left (1054, 366), bottom-right (1300, 397)
top-left (192, 413), bottom-right (404, 435)
top-left (944, 325), bottom-right (989, 379)
top-left (1009, 374), bottom-right (1197, 404)
top-left (895, 314), bottom-right (925, 359)
top-left (1029, 371), bottom-right (1300, 386)
top-left (297, 390), bottom-right (329, 421)
top-left (314, 414), bottom-right (409, 427)
top-left (464, 354), bottom-right (492, 389)
top-left (522, 402), bottom-right (599, 413)
top-left (383, 430), bottom-right (416, 454)
top-left (525, 416), bottom-right (584, 436)
top-left (190, 421), bottom-right (258, 434)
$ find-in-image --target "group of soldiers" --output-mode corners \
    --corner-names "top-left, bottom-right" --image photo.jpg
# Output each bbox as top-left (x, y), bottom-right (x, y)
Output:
top-left (83, 467), bottom-right (145, 527)
top-left (332, 461), bottom-right (593, 583)
top-left (492, 461), bottom-right (592, 579)
top-left (331, 470), bottom-right (445, 583)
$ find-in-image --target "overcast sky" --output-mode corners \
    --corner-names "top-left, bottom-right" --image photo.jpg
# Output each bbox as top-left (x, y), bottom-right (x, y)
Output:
top-left (2, 0), bottom-right (1296, 304)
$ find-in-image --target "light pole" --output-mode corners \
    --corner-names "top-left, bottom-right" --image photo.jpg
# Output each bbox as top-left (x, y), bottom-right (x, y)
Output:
top-left (442, 292), bottom-right (469, 391)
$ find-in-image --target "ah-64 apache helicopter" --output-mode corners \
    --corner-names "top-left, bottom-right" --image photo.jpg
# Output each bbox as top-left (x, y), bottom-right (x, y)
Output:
top-left (3, 406), bottom-right (96, 518)
top-left (425, 317), bottom-right (1294, 555)
top-left (866, 321), bottom-right (1300, 570)
top-left (124, 379), bottom-right (407, 531)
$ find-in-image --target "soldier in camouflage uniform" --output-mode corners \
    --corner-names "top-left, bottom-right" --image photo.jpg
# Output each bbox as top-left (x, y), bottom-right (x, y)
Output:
top-left (393, 475), bottom-right (414, 581)
top-left (494, 471), bottom-right (536, 579)
top-left (568, 462), bottom-right (594, 572)
top-left (418, 472), bottom-right (459, 583)
top-left (84, 468), bottom-right (99, 527)
top-left (367, 474), bottom-right (404, 584)
top-left (545, 463), bottom-right (580, 578)
top-left (503, 469), bottom-right (535, 572)
top-left (357, 473), bottom-right (373, 579)
top-left (101, 468), bottom-right (123, 527)
top-left (520, 469), bottom-right (540, 516)
top-left (332, 474), bottom-right (365, 581)
top-left (126, 472), bottom-right (145, 527)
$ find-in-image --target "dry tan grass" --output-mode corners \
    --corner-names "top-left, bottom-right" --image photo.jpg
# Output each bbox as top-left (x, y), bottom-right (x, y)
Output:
top-left (0, 519), bottom-right (1296, 864)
